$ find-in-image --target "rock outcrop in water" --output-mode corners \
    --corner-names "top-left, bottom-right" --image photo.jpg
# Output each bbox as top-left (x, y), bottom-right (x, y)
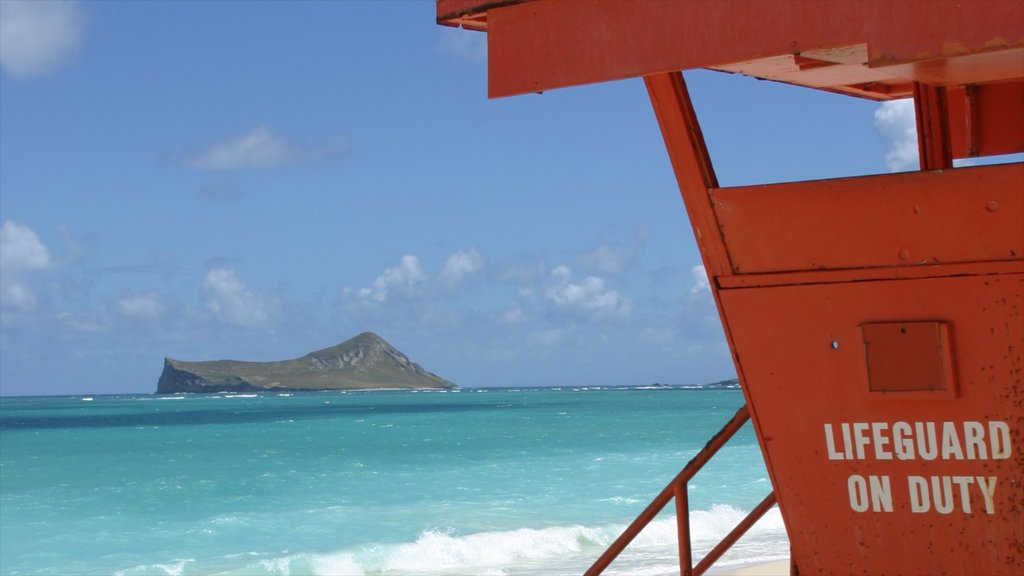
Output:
top-left (156, 332), bottom-right (456, 393)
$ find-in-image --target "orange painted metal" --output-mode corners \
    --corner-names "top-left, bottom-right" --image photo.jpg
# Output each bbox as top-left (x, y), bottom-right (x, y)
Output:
top-left (720, 274), bottom-right (1023, 575)
top-left (438, 1), bottom-right (1024, 574)
top-left (439, 0), bottom-right (1024, 159)
top-left (692, 492), bottom-right (778, 576)
top-left (710, 163), bottom-right (1024, 274)
top-left (914, 83), bottom-right (955, 170)
top-left (861, 321), bottom-right (955, 396)
top-left (459, 0), bottom-right (1024, 98)
top-left (582, 405), bottom-right (775, 576)
top-left (947, 82), bottom-right (1024, 159)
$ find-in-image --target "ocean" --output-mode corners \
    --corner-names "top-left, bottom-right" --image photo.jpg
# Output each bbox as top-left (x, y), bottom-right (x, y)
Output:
top-left (0, 386), bottom-right (788, 576)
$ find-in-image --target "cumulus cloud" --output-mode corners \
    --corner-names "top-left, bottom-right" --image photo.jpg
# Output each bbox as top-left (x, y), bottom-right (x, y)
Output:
top-left (577, 228), bottom-right (649, 276)
top-left (544, 265), bottom-right (632, 318)
top-left (0, 220), bottom-right (52, 311)
top-left (501, 307), bottom-right (526, 324)
top-left (438, 249), bottom-right (484, 290)
top-left (1, 220), bottom-right (52, 271)
top-left (492, 257), bottom-right (547, 286)
top-left (202, 268), bottom-right (278, 328)
top-left (345, 249), bottom-right (488, 308)
top-left (689, 264), bottom-right (710, 294)
top-left (874, 99), bottom-right (919, 172)
top-left (357, 255), bottom-right (427, 304)
top-left (118, 292), bottom-right (165, 320)
top-left (0, 0), bottom-right (85, 78)
top-left (183, 126), bottom-right (348, 171)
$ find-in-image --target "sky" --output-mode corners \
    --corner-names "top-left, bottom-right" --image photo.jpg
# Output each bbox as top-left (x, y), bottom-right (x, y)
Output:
top-left (0, 0), bottom-right (959, 396)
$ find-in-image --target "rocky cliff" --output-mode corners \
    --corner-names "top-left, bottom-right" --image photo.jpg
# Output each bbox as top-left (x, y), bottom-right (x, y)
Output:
top-left (156, 332), bottom-right (456, 393)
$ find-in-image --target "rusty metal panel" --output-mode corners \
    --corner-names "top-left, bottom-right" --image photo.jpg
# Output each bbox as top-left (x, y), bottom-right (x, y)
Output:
top-left (720, 273), bottom-right (1023, 575)
top-left (711, 162), bottom-right (1024, 274)
top-left (947, 81), bottom-right (1024, 158)
top-left (862, 321), bottom-right (955, 397)
top-left (436, 0), bottom-right (523, 31)
top-left (483, 0), bottom-right (1023, 98)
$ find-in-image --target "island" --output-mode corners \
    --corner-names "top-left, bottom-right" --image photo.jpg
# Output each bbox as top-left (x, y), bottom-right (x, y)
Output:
top-left (156, 332), bottom-right (456, 393)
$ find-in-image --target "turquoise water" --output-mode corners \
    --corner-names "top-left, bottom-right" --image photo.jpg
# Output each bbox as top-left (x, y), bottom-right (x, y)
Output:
top-left (0, 387), bottom-right (787, 575)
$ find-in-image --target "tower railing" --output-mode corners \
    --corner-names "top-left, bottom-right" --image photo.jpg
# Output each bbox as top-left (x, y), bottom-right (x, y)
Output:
top-left (584, 404), bottom-right (779, 576)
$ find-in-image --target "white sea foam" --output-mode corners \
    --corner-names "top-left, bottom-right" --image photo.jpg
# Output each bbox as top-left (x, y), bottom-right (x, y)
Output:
top-left (218, 506), bottom-right (786, 576)
top-left (114, 558), bottom-right (195, 576)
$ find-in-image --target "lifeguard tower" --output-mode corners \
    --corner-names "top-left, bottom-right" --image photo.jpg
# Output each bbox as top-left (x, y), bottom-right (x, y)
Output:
top-left (438, 2), bottom-right (1023, 574)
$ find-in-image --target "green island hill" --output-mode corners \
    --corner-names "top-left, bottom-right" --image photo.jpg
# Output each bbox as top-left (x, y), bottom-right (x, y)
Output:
top-left (156, 332), bottom-right (456, 394)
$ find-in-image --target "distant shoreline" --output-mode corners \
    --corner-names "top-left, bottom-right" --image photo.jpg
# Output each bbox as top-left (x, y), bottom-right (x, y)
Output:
top-left (0, 381), bottom-right (742, 399)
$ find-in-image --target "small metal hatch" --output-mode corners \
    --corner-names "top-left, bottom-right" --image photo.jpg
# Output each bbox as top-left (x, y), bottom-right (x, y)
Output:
top-left (861, 321), bottom-right (956, 397)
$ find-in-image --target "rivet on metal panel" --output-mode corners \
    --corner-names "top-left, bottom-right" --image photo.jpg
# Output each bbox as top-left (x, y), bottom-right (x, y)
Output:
top-left (898, 249), bottom-right (911, 261)
top-left (831, 340), bottom-right (840, 350)
top-left (985, 200), bottom-right (999, 212)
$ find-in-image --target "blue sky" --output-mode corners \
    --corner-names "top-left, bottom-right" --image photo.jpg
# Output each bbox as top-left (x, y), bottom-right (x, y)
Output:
top-left (1, 1), bottom-right (928, 396)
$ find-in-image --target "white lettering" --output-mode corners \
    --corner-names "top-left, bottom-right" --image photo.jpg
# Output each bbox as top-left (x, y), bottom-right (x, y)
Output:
top-left (963, 421), bottom-right (986, 459)
top-left (940, 421), bottom-right (965, 460)
top-left (872, 422), bottom-right (892, 460)
top-left (823, 420), bottom-right (1012, 461)
top-left (990, 421), bottom-right (1011, 459)
top-left (848, 475), bottom-right (869, 512)
top-left (853, 422), bottom-right (870, 460)
top-left (893, 421), bottom-right (914, 460)
top-left (824, 423), bottom-right (844, 460)
top-left (841, 423), bottom-right (853, 459)
top-left (908, 476), bottom-right (929, 512)
top-left (931, 476), bottom-right (953, 514)
top-left (869, 475), bottom-right (893, 512)
top-left (909, 475), bottom-right (991, 514)
top-left (916, 422), bottom-right (938, 460)
top-left (977, 476), bottom-right (997, 514)
top-left (950, 476), bottom-right (974, 513)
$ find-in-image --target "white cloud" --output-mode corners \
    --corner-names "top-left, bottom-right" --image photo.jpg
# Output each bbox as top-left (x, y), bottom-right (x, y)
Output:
top-left (0, 220), bottom-right (52, 312)
top-left (357, 255), bottom-right (427, 304)
top-left (1, 220), bottom-right (52, 272)
top-left (118, 292), bottom-right (164, 320)
top-left (544, 265), bottom-right (632, 318)
top-left (346, 249), bottom-right (485, 307)
top-left (493, 257), bottom-right (547, 286)
top-left (438, 249), bottom-right (483, 290)
top-left (438, 27), bottom-right (486, 62)
top-left (688, 264), bottom-right (710, 294)
top-left (202, 268), bottom-right (277, 328)
top-left (501, 307), bottom-right (526, 324)
top-left (578, 228), bottom-right (649, 275)
top-left (874, 99), bottom-right (919, 173)
top-left (186, 126), bottom-right (292, 171)
top-left (0, 0), bottom-right (85, 78)
top-left (183, 126), bottom-right (348, 171)
top-left (2, 281), bottom-right (38, 311)
top-left (579, 244), bottom-right (628, 275)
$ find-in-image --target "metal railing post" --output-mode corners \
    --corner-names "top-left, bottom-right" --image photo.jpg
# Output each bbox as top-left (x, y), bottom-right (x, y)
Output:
top-left (676, 481), bottom-right (693, 576)
top-left (585, 404), bottom-right (776, 576)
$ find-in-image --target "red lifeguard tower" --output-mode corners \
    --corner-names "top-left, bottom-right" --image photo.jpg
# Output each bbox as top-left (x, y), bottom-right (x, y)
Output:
top-left (438, 2), bottom-right (1023, 574)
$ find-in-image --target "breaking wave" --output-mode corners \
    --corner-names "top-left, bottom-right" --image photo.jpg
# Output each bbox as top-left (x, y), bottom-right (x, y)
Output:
top-left (118, 506), bottom-right (786, 576)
